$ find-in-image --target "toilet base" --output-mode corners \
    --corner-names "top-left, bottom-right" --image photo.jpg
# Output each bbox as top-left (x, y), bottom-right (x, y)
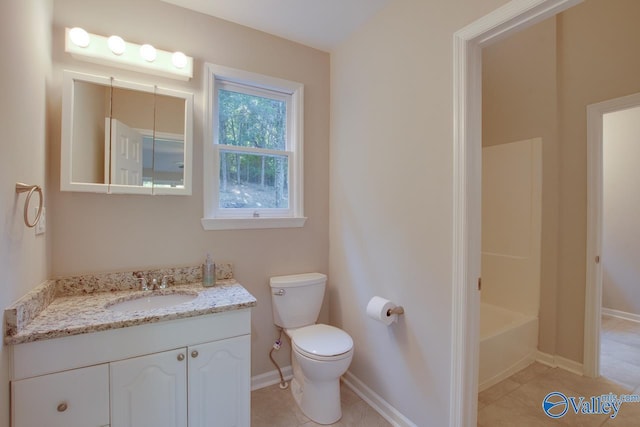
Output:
top-left (290, 376), bottom-right (342, 425)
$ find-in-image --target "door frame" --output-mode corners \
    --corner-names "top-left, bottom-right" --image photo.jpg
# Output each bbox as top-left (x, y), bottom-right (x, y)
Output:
top-left (583, 92), bottom-right (640, 377)
top-left (450, 1), bottom-right (583, 426)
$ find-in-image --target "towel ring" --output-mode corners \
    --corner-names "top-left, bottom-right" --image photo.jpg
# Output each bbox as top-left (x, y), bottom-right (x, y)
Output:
top-left (15, 183), bottom-right (43, 228)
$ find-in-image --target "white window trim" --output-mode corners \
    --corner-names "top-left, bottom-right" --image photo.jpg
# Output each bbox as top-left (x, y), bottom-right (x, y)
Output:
top-left (202, 63), bottom-right (306, 230)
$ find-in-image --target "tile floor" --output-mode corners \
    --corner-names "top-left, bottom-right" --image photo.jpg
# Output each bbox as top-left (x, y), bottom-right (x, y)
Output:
top-left (251, 381), bottom-right (391, 426)
top-left (251, 315), bottom-right (640, 426)
top-left (477, 315), bottom-right (640, 426)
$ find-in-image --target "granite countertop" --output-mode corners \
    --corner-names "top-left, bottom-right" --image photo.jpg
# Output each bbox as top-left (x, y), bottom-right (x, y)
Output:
top-left (4, 264), bottom-right (257, 346)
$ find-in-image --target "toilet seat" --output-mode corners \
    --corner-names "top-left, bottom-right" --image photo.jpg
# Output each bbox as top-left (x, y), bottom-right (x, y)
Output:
top-left (289, 324), bottom-right (353, 361)
top-left (294, 344), bottom-right (353, 362)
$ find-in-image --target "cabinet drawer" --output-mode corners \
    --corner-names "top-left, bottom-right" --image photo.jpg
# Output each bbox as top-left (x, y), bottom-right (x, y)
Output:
top-left (11, 364), bottom-right (109, 427)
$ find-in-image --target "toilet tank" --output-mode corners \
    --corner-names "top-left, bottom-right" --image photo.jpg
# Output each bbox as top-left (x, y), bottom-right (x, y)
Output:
top-left (270, 273), bottom-right (327, 329)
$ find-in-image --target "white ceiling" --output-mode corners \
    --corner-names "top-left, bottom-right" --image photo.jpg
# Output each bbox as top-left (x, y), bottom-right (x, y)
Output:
top-left (160, 0), bottom-right (390, 52)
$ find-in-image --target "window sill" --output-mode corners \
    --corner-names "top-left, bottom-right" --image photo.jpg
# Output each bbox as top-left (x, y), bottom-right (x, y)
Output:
top-left (201, 217), bottom-right (307, 230)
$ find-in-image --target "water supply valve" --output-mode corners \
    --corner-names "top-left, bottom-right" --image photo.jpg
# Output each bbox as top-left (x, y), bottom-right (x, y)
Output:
top-left (273, 339), bottom-right (282, 350)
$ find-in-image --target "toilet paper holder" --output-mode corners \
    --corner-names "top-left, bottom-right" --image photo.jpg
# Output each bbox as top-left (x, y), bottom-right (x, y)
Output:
top-left (387, 306), bottom-right (405, 316)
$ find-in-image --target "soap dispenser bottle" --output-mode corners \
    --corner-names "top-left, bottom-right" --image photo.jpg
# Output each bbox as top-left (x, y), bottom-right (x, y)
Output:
top-left (202, 253), bottom-right (216, 287)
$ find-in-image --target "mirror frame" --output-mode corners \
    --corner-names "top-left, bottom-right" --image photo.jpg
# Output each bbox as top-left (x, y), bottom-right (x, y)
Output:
top-left (61, 70), bottom-right (193, 195)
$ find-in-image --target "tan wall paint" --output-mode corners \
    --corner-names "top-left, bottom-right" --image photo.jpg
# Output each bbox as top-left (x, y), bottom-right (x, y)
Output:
top-left (0, 2), bottom-right (52, 427)
top-left (50, 0), bottom-right (330, 378)
top-left (481, 0), bottom-right (640, 363)
top-left (330, 0), bottom-right (508, 424)
top-left (556, 0), bottom-right (640, 362)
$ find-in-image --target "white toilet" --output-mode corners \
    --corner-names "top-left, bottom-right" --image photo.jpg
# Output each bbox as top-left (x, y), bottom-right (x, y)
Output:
top-left (270, 273), bottom-right (354, 425)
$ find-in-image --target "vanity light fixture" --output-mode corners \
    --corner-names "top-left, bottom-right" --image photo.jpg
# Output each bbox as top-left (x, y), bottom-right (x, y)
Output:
top-left (139, 44), bottom-right (157, 62)
top-left (69, 27), bottom-right (90, 48)
top-left (172, 51), bottom-right (188, 69)
top-left (107, 35), bottom-right (126, 55)
top-left (64, 27), bottom-right (193, 81)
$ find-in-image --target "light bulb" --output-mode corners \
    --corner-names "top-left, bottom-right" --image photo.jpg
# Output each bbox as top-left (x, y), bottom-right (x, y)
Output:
top-left (172, 51), bottom-right (187, 69)
top-left (108, 35), bottom-right (126, 55)
top-left (69, 27), bottom-right (90, 48)
top-left (140, 44), bottom-right (157, 62)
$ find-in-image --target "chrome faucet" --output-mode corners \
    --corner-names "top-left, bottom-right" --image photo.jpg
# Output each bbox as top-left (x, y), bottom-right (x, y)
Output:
top-left (136, 277), bottom-right (150, 291)
top-left (137, 275), bottom-right (173, 291)
top-left (160, 275), bottom-right (173, 289)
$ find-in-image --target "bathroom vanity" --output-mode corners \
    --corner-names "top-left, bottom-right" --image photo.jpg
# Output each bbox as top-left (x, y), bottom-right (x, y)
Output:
top-left (4, 265), bottom-right (256, 427)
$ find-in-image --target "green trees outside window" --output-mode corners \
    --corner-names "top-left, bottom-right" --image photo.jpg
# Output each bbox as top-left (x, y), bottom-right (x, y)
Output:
top-left (217, 88), bottom-right (289, 209)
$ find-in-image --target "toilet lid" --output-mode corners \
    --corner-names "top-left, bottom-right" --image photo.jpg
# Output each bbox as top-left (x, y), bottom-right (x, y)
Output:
top-left (290, 324), bottom-right (353, 357)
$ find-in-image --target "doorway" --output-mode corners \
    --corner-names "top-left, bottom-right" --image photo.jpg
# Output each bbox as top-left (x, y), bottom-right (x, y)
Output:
top-left (585, 94), bottom-right (640, 378)
top-left (451, 1), bottom-right (583, 426)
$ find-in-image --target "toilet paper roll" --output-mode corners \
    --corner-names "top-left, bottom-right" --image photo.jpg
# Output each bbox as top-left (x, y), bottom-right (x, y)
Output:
top-left (366, 296), bottom-right (398, 325)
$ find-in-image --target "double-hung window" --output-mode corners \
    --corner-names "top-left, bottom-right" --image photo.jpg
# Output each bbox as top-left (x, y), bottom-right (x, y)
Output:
top-left (202, 64), bottom-right (305, 230)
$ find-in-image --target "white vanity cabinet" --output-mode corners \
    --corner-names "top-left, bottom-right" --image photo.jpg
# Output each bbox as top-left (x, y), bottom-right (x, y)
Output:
top-left (11, 363), bottom-right (110, 427)
top-left (111, 348), bottom-right (188, 427)
top-left (110, 335), bottom-right (250, 427)
top-left (9, 309), bottom-right (251, 427)
top-left (188, 335), bottom-right (251, 427)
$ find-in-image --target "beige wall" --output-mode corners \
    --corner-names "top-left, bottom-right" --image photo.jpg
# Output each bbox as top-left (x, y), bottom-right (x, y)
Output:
top-left (602, 107), bottom-right (640, 315)
top-left (111, 87), bottom-right (156, 131)
top-left (481, 0), bottom-right (640, 363)
top-left (330, 0), bottom-right (508, 425)
top-left (556, 0), bottom-right (640, 362)
top-left (0, 2), bottom-right (52, 427)
top-left (50, 0), bottom-right (330, 378)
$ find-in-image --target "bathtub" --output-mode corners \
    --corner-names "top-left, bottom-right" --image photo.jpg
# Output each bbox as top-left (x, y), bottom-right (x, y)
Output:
top-left (479, 303), bottom-right (538, 391)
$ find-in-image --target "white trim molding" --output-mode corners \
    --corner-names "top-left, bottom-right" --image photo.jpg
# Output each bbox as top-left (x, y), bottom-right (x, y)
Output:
top-left (536, 351), bottom-right (584, 376)
top-left (451, 1), bottom-right (583, 426)
top-left (202, 63), bottom-right (306, 230)
top-left (251, 366), bottom-right (293, 391)
top-left (252, 369), bottom-right (417, 426)
top-left (201, 217), bottom-right (306, 231)
top-left (602, 308), bottom-right (640, 324)
top-left (342, 372), bottom-right (417, 427)
top-left (479, 352), bottom-right (537, 392)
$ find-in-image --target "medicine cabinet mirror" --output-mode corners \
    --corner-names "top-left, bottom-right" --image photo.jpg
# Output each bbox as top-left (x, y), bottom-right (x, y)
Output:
top-left (61, 70), bottom-right (193, 195)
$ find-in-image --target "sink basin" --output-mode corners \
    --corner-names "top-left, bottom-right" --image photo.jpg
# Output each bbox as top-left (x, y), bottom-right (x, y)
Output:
top-left (107, 293), bottom-right (197, 312)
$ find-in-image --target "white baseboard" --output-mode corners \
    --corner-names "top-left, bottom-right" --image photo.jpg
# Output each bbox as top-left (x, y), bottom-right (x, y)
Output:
top-left (536, 351), bottom-right (555, 367)
top-left (342, 371), bottom-right (417, 427)
top-left (479, 351), bottom-right (536, 392)
top-left (251, 366), bottom-right (293, 391)
top-left (536, 351), bottom-right (583, 376)
top-left (253, 368), bottom-right (416, 426)
top-left (602, 307), bottom-right (640, 323)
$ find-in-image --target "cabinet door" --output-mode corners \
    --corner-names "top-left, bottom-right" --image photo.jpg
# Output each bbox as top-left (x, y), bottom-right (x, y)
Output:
top-left (188, 335), bottom-right (251, 427)
top-left (111, 348), bottom-right (187, 427)
top-left (11, 363), bottom-right (109, 427)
